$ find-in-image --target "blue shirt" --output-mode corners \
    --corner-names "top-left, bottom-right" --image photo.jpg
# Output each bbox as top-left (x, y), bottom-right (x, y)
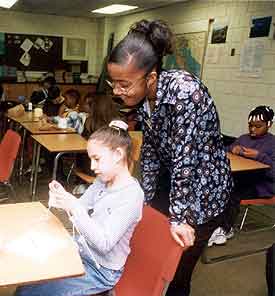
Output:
top-left (138, 69), bottom-right (233, 225)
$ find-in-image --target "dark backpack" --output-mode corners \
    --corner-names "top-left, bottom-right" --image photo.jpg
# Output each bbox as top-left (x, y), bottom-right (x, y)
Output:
top-left (266, 243), bottom-right (275, 296)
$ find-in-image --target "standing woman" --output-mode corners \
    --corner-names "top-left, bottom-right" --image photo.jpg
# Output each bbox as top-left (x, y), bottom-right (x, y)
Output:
top-left (107, 19), bottom-right (233, 296)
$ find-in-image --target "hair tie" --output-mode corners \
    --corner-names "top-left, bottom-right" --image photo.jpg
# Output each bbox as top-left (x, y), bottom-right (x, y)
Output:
top-left (109, 120), bottom-right (128, 131)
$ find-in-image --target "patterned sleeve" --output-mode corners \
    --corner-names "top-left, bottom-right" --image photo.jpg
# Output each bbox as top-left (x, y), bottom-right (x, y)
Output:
top-left (140, 130), bottom-right (161, 204)
top-left (169, 79), bottom-right (213, 225)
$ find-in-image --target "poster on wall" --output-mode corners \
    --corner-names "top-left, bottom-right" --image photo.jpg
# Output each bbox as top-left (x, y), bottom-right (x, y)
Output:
top-left (240, 39), bottom-right (264, 77)
top-left (249, 16), bottom-right (272, 38)
top-left (211, 21), bottom-right (228, 44)
top-left (164, 31), bottom-right (207, 78)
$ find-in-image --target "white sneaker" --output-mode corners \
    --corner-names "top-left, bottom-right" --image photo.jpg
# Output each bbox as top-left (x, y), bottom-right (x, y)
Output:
top-left (225, 227), bottom-right (234, 240)
top-left (208, 227), bottom-right (234, 247)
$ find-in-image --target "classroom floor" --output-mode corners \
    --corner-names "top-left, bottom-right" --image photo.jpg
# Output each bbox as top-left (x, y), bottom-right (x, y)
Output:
top-left (0, 168), bottom-right (274, 296)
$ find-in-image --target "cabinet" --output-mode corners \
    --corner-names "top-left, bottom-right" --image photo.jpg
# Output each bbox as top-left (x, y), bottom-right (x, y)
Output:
top-left (3, 83), bottom-right (97, 101)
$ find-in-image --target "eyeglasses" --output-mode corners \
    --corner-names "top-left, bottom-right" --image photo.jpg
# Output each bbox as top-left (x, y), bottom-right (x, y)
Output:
top-left (106, 75), bottom-right (147, 95)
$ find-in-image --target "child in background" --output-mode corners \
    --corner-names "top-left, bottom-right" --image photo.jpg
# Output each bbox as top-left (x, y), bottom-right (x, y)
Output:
top-left (208, 105), bottom-right (275, 246)
top-left (58, 89), bottom-right (80, 117)
top-left (42, 85), bottom-right (64, 116)
top-left (50, 90), bottom-right (87, 134)
top-left (82, 93), bottom-right (120, 138)
top-left (229, 105), bottom-right (274, 198)
top-left (31, 76), bottom-right (56, 105)
top-left (15, 120), bottom-right (144, 296)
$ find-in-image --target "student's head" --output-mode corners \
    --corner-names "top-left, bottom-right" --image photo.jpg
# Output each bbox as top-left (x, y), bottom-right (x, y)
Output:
top-left (63, 89), bottom-right (80, 109)
top-left (43, 76), bottom-right (56, 90)
top-left (86, 94), bottom-right (120, 133)
top-left (107, 19), bottom-right (173, 107)
top-left (78, 92), bottom-right (94, 113)
top-left (87, 120), bottom-right (132, 184)
top-left (48, 85), bottom-right (61, 104)
top-left (248, 106), bottom-right (274, 138)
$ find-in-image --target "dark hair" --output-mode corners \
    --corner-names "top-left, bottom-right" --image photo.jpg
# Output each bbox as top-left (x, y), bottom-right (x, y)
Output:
top-left (48, 85), bottom-right (61, 100)
top-left (109, 19), bottom-right (173, 74)
top-left (85, 94), bottom-right (121, 134)
top-left (43, 76), bottom-right (56, 86)
top-left (89, 122), bottom-right (132, 167)
top-left (248, 105), bottom-right (274, 125)
top-left (64, 88), bottom-right (81, 105)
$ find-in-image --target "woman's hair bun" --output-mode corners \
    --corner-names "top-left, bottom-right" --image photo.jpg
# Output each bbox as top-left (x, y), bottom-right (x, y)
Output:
top-left (129, 19), bottom-right (173, 57)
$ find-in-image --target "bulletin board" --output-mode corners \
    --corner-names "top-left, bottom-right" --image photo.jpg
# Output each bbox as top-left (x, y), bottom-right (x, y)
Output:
top-left (4, 33), bottom-right (63, 71)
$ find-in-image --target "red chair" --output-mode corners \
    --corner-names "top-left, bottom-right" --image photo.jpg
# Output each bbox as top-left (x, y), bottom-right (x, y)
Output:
top-left (240, 196), bottom-right (275, 231)
top-left (0, 129), bottom-right (21, 201)
top-left (98, 206), bottom-right (184, 296)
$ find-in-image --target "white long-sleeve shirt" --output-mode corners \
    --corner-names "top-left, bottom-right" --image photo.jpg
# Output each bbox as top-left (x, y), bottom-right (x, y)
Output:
top-left (70, 177), bottom-right (144, 270)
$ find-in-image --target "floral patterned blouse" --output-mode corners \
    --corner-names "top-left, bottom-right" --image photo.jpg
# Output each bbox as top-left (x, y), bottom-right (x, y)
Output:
top-left (138, 69), bottom-right (233, 226)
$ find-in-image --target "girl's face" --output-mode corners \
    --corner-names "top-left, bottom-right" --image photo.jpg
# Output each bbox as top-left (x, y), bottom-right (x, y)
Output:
top-left (87, 140), bottom-right (118, 184)
top-left (248, 119), bottom-right (269, 137)
top-left (107, 61), bottom-right (156, 107)
top-left (65, 95), bottom-right (77, 109)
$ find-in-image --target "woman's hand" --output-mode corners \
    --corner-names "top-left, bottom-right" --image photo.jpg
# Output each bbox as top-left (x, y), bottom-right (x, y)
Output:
top-left (242, 147), bottom-right (259, 159)
top-left (170, 223), bottom-right (195, 248)
top-left (48, 180), bottom-right (77, 212)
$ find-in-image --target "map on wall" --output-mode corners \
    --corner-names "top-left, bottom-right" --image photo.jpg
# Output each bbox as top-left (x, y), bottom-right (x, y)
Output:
top-left (164, 31), bottom-right (207, 78)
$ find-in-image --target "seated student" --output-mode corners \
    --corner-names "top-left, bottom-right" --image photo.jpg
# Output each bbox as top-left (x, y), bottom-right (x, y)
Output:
top-left (77, 94), bottom-right (121, 174)
top-left (48, 90), bottom-right (88, 134)
top-left (208, 105), bottom-right (275, 246)
top-left (42, 85), bottom-right (64, 116)
top-left (15, 120), bottom-right (144, 296)
top-left (58, 89), bottom-right (80, 117)
top-left (31, 76), bottom-right (56, 105)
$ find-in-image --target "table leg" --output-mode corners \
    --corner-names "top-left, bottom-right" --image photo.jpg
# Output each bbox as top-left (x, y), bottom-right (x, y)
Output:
top-left (19, 129), bottom-right (27, 183)
top-left (53, 152), bottom-right (65, 180)
top-left (30, 141), bottom-right (37, 197)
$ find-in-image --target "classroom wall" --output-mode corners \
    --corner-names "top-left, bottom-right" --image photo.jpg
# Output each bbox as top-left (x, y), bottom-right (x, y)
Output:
top-left (0, 10), bottom-right (99, 75)
top-left (107, 0), bottom-right (275, 136)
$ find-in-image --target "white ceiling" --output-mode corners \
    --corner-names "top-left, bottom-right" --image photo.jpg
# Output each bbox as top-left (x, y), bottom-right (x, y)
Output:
top-left (8, 0), bottom-right (187, 18)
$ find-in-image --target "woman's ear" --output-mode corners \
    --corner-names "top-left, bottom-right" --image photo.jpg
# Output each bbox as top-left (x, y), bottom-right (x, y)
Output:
top-left (146, 71), bottom-right (157, 88)
top-left (268, 121), bottom-right (273, 128)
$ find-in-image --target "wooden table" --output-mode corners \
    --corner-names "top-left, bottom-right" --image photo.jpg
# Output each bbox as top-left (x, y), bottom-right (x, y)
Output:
top-left (18, 122), bottom-right (76, 182)
top-left (30, 134), bottom-right (87, 199)
top-left (0, 202), bottom-right (84, 287)
top-left (21, 122), bottom-right (76, 135)
top-left (227, 152), bottom-right (270, 172)
top-left (8, 111), bottom-right (40, 124)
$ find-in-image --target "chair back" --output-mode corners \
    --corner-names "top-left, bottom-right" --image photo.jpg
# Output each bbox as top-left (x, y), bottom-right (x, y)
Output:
top-left (129, 131), bottom-right (142, 174)
top-left (0, 129), bottom-right (21, 182)
top-left (114, 206), bottom-right (184, 296)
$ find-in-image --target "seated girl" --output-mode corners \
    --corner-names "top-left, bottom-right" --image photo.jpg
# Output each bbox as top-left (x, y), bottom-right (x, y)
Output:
top-left (15, 120), bottom-right (144, 296)
top-left (58, 89), bottom-right (80, 117)
top-left (208, 105), bottom-right (274, 247)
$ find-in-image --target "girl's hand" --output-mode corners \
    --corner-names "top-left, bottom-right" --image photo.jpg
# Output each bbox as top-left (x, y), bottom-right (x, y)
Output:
top-left (242, 147), bottom-right (259, 159)
top-left (231, 145), bottom-right (243, 155)
top-left (170, 223), bottom-right (195, 248)
top-left (48, 181), bottom-right (77, 212)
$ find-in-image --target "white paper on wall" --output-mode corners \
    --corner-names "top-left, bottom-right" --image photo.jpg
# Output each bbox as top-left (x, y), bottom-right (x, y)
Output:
top-left (20, 52), bottom-right (31, 66)
top-left (240, 39), bottom-right (264, 77)
top-left (20, 38), bottom-right (33, 52)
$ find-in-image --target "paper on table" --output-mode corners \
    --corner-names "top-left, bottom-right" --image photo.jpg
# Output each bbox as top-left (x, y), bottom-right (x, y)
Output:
top-left (4, 230), bottom-right (69, 263)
